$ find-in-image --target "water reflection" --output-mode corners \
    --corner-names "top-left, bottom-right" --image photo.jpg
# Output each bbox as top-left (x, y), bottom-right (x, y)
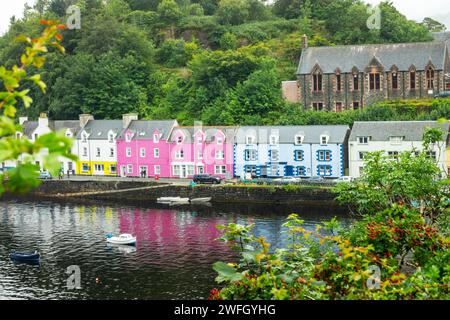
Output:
top-left (0, 199), bottom-right (351, 299)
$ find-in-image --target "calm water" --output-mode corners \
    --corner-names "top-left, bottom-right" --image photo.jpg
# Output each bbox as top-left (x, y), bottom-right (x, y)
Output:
top-left (0, 199), bottom-right (351, 300)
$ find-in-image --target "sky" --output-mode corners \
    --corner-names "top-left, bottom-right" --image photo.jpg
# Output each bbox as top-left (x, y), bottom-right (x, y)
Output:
top-left (0, 0), bottom-right (449, 35)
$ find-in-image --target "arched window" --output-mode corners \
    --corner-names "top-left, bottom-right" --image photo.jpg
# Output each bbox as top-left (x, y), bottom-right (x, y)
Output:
top-left (312, 72), bottom-right (323, 92)
top-left (352, 68), bottom-right (360, 91)
top-left (409, 66), bottom-right (416, 90)
top-left (426, 66), bottom-right (435, 90)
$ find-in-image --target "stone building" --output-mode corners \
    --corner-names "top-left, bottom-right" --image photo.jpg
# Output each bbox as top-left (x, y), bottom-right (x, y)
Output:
top-left (283, 35), bottom-right (450, 111)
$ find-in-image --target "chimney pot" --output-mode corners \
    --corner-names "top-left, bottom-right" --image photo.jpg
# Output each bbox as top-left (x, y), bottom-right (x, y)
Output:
top-left (19, 116), bottom-right (28, 125)
top-left (301, 34), bottom-right (308, 50)
top-left (122, 113), bottom-right (138, 129)
top-left (79, 114), bottom-right (94, 128)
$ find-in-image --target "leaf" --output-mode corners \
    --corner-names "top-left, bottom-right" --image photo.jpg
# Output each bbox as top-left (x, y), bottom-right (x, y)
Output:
top-left (212, 261), bottom-right (243, 283)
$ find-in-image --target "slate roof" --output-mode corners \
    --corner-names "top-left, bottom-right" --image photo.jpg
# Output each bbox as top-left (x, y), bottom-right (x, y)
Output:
top-left (297, 41), bottom-right (447, 74)
top-left (433, 32), bottom-right (450, 44)
top-left (76, 120), bottom-right (123, 140)
top-left (349, 121), bottom-right (450, 141)
top-left (235, 126), bottom-right (350, 144)
top-left (22, 121), bottom-right (38, 138)
top-left (117, 120), bottom-right (177, 140)
top-left (49, 120), bottom-right (80, 134)
top-left (168, 126), bottom-right (239, 143)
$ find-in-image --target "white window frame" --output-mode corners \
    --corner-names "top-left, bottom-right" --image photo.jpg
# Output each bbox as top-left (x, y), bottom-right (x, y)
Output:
top-left (214, 165), bottom-right (226, 174)
top-left (126, 147), bottom-right (132, 157)
top-left (175, 150), bottom-right (184, 159)
top-left (269, 135), bottom-right (278, 145)
top-left (82, 147), bottom-right (88, 157)
top-left (197, 149), bottom-right (203, 159)
top-left (110, 148), bottom-right (114, 157)
top-left (246, 136), bottom-right (255, 145)
top-left (153, 134), bottom-right (160, 143)
top-left (358, 136), bottom-right (369, 144)
top-left (154, 148), bottom-right (159, 158)
top-left (127, 164), bottom-right (133, 174)
top-left (320, 135), bottom-right (329, 145)
top-left (215, 150), bottom-right (224, 159)
top-left (154, 165), bottom-right (161, 175)
top-left (140, 147), bottom-right (146, 158)
top-left (295, 135), bottom-right (304, 145)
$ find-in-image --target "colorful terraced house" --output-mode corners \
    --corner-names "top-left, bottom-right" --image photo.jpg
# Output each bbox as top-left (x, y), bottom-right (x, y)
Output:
top-left (116, 118), bottom-right (178, 177)
top-left (234, 126), bottom-right (350, 178)
top-left (167, 126), bottom-right (238, 179)
top-left (75, 114), bottom-right (124, 176)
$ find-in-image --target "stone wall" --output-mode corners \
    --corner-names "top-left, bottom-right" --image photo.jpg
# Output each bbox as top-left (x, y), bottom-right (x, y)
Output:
top-left (24, 181), bottom-right (337, 205)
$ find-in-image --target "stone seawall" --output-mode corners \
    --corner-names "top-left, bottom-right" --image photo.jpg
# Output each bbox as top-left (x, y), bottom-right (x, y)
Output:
top-left (12, 181), bottom-right (338, 205)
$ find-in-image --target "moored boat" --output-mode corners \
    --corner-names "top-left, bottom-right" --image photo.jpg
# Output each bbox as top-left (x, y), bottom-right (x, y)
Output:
top-left (10, 250), bottom-right (40, 262)
top-left (106, 233), bottom-right (137, 245)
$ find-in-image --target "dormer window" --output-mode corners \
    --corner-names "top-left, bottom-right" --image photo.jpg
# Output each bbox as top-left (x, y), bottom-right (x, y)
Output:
top-left (217, 137), bottom-right (223, 144)
top-left (82, 133), bottom-right (87, 142)
top-left (177, 136), bottom-right (183, 144)
top-left (197, 136), bottom-right (202, 144)
top-left (125, 133), bottom-right (132, 142)
top-left (153, 134), bottom-right (160, 143)
top-left (358, 136), bottom-right (370, 144)
top-left (108, 133), bottom-right (114, 143)
top-left (320, 135), bottom-right (329, 145)
top-left (389, 136), bottom-right (404, 144)
top-left (269, 135), bottom-right (278, 145)
top-left (66, 130), bottom-right (72, 138)
top-left (295, 135), bottom-right (304, 145)
top-left (246, 136), bottom-right (255, 145)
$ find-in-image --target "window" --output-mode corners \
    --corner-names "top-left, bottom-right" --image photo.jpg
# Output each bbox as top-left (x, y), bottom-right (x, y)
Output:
top-left (318, 150), bottom-right (331, 161)
top-left (270, 164), bottom-right (278, 176)
top-left (369, 72), bottom-right (381, 90)
top-left (426, 67), bottom-right (434, 90)
top-left (140, 148), bottom-right (146, 158)
top-left (392, 73), bottom-right (398, 90)
top-left (82, 163), bottom-right (90, 172)
top-left (96, 148), bottom-right (101, 157)
top-left (246, 136), bottom-right (255, 144)
top-left (318, 165), bottom-right (332, 176)
top-left (388, 151), bottom-right (399, 159)
top-left (34, 133), bottom-right (38, 140)
top-left (358, 152), bottom-right (367, 160)
top-left (269, 135), bottom-right (278, 145)
top-left (173, 165), bottom-right (181, 176)
top-left (215, 165), bottom-right (226, 174)
top-left (426, 151), bottom-right (437, 160)
top-left (110, 148), bottom-right (114, 157)
top-left (297, 166), bottom-right (306, 176)
top-left (335, 102), bottom-right (343, 113)
top-left (216, 150), bottom-right (224, 159)
top-left (197, 136), bottom-right (202, 144)
top-left (294, 150), bottom-right (304, 161)
top-left (154, 148), bottom-right (159, 158)
top-left (295, 135), bottom-right (304, 145)
top-left (336, 74), bottom-right (342, 91)
top-left (245, 165), bottom-right (257, 173)
top-left (125, 133), bottom-right (132, 142)
top-left (108, 133), bottom-right (114, 143)
top-left (313, 102), bottom-right (324, 111)
top-left (153, 134), bottom-right (160, 143)
top-left (83, 147), bottom-right (88, 157)
top-left (154, 165), bottom-right (161, 175)
top-left (245, 150), bottom-right (257, 161)
top-left (16, 133), bottom-right (21, 139)
top-left (217, 137), bottom-right (223, 144)
top-left (82, 133), bottom-right (87, 142)
top-left (66, 132), bottom-right (72, 138)
top-left (175, 150), bottom-right (184, 159)
top-left (126, 147), bottom-right (131, 157)
top-left (127, 164), bottom-right (133, 174)
top-left (353, 102), bottom-right (360, 110)
top-left (68, 162), bottom-right (73, 171)
top-left (358, 136), bottom-right (369, 144)
top-left (197, 165), bottom-right (204, 174)
top-left (410, 71), bottom-right (416, 90)
top-left (177, 136), bottom-right (183, 144)
top-left (313, 73), bottom-right (323, 92)
top-left (187, 165), bottom-right (195, 176)
top-left (320, 135), bottom-right (329, 145)
top-left (389, 136), bottom-right (404, 144)
top-left (94, 164), bottom-right (104, 172)
top-left (197, 149), bottom-right (203, 159)
top-left (353, 73), bottom-right (359, 91)
top-left (110, 164), bottom-right (117, 174)
top-left (270, 149), bottom-right (279, 161)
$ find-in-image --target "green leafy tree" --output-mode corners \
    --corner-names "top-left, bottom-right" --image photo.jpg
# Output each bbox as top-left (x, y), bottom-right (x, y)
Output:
top-left (215, 0), bottom-right (250, 25)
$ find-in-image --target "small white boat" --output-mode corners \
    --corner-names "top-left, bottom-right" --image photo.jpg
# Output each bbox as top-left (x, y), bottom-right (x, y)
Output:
top-left (190, 197), bottom-right (212, 203)
top-left (106, 233), bottom-right (136, 245)
top-left (157, 197), bottom-right (190, 203)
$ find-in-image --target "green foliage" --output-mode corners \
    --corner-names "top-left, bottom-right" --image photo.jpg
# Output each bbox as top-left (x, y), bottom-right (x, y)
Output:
top-left (156, 38), bottom-right (199, 67)
top-left (0, 20), bottom-right (75, 195)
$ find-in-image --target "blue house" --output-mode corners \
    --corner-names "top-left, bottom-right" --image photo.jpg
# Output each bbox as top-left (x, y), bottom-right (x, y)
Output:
top-left (234, 126), bottom-right (349, 179)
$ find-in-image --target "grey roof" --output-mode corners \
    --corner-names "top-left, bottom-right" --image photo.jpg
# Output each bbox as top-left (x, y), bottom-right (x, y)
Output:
top-left (433, 32), bottom-right (450, 44)
top-left (235, 126), bottom-right (349, 144)
top-left (168, 126), bottom-right (238, 143)
top-left (297, 41), bottom-right (447, 74)
top-left (117, 120), bottom-right (177, 140)
top-left (22, 121), bottom-right (38, 138)
top-left (349, 121), bottom-right (450, 141)
top-left (49, 120), bottom-right (80, 134)
top-left (76, 120), bottom-right (123, 140)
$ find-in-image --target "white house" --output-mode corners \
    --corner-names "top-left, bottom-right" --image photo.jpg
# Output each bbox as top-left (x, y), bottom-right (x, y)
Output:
top-left (234, 126), bottom-right (350, 179)
top-left (348, 121), bottom-right (450, 178)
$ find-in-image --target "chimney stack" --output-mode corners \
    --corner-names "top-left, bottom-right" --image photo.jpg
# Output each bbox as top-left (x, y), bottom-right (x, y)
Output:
top-left (19, 116), bottom-right (28, 125)
top-left (38, 113), bottom-right (49, 128)
top-left (79, 114), bottom-right (94, 128)
top-left (122, 113), bottom-right (138, 129)
top-left (301, 34), bottom-right (308, 50)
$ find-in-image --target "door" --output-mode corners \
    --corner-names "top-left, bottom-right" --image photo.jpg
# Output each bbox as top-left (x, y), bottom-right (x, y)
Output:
top-left (181, 165), bottom-right (187, 178)
top-left (94, 164), bottom-right (104, 175)
top-left (139, 166), bottom-right (147, 178)
top-left (121, 166), bottom-right (126, 177)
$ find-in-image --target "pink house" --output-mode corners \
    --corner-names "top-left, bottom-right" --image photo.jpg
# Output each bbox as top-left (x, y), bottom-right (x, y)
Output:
top-left (168, 126), bottom-right (237, 179)
top-left (116, 119), bottom-right (178, 178)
